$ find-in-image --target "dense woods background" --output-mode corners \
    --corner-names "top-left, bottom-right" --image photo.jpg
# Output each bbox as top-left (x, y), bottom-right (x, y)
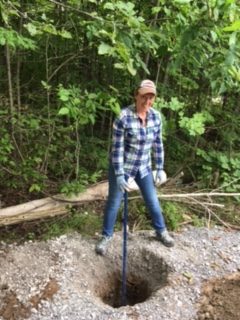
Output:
top-left (1, 0), bottom-right (240, 206)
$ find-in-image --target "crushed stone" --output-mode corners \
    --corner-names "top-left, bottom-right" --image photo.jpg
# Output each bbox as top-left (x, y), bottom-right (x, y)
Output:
top-left (0, 226), bottom-right (240, 320)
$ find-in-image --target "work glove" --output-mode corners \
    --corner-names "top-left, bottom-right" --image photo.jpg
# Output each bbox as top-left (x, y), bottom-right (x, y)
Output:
top-left (116, 175), bottom-right (131, 192)
top-left (154, 170), bottom-right (167, 186)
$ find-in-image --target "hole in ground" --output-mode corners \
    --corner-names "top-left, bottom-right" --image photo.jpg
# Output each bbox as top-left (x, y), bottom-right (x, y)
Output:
top-left (94, 248), bottom-right (170, 308)
top-left (101, 272), bottom-right (150, 308)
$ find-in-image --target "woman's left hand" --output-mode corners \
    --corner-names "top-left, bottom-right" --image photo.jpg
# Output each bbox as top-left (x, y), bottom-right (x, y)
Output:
top-left (154, 170), bottom-right (167, 186)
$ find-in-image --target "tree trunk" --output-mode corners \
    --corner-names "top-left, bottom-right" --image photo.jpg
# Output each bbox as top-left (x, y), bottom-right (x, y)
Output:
top-left (5, 43), bottom-right (14, 131)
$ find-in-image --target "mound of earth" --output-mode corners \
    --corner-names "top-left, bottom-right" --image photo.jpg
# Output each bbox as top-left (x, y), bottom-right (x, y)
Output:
top-left (196, 272), bottom-right (240, 320)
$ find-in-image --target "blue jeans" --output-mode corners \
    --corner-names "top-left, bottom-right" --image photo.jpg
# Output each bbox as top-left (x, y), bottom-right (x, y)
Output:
top-left (102, 163), bottom-right (166, 237)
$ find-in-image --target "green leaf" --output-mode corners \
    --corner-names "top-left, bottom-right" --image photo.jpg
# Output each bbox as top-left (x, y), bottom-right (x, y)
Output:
top-left (127, 59), bottom-right (136, 76)
top-left (58, 88), bottom-right (70, 101)
top-left (127, 16), bottom-right (140, 28)
top-left (104, 2), bottom-right (115, 10)
top-left (41, 13), bottom-right (47, 21)
top-left (98, 42), bottom-right (113, 55)
top-left (213, 8), bottom-right (219, 21)
top-left (152, 6), bottom-right (161, 14)
top-left (29, 184), bottom-right (41, 192)
top-left (25, 23), bottom-right (38, 36)
top-left (114, 63), bottom-right (125, 69)
top-left (228, 66), bottom-right (240, 82)
top-left (59, 29), bottom-right (72, 39)
top-left (58, 107), bottom-right (70, 115)
top-left (229, 32), bottom-right (236, 48)
top-left (0, 36), bottom-right (6, 45)
top-left (43, 24), bottom-right (58, 35)
top-left (210, 30), bottom-right (218, 42)
top-left (223, 20), bottom-right (240, 32)
top-left (29, 119), bottom-right (40, 129)
top-left (115, 1), bottom-right (135, 15)
top-left (89, 114), bottom-right (95, 124)
top-left (41, 80), bottom-right (51, 90)
top-left (173, 0), bottom-right (191, 4)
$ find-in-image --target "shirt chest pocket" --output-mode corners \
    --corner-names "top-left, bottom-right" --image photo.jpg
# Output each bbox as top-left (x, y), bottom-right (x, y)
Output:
top-left (125, 128), bottom-right (146, 147)
top-left (125, 128), bottom-right (139, 143)
top-left (145, 126), bottom-right (158, 143)
top-left (125, 128), bottom-right (149, 147)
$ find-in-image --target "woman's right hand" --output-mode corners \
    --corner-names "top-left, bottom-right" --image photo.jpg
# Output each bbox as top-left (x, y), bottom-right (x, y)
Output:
top-left (116, 175), bottom-right (131, 192)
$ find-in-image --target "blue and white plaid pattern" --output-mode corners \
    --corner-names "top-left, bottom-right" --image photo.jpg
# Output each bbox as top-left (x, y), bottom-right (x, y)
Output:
top-left (111, 104), bottom-right (164, 179)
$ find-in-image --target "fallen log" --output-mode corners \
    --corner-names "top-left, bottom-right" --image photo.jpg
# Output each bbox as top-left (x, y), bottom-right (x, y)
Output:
top-left (0, 170), bottom-right (160, 226)
top-left (0, 181), bottom-right (109, 227)
top-left (0, 177), bottom-right (240, 228)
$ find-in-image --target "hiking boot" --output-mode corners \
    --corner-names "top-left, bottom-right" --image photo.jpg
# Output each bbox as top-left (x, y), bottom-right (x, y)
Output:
top-left (156, 230), bottom-right (174, 247)
top-left (95, 235), bottom-right (112, 255)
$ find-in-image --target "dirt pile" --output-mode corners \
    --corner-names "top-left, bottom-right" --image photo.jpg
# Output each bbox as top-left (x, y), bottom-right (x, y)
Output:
top-left (196, 272), bottom-right (240, 320)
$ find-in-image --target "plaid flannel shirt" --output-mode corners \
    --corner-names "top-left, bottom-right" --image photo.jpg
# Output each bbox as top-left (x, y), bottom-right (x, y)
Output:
top-left (111, 104), bottom-right (164, 179)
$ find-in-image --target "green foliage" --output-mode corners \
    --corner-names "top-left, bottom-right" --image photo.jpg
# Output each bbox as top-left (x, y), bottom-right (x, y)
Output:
top-left (0, 0), bottom-right (240, 211)
top-left (0, 27), bottom-right (36, 49)
top-left (223, 20), bottom-right (240, 32)
top-left (57, 85), bottom-right (121, 122)
top-left (127, 199), bottom-right (152, 231)
top-left (156, 96), bottom-right (214, 137)
top-left (86, 0), bottom-right (159, 76)
top-left (42, 210), bottom-right (103, 240)
top-left (191, 215), bottom-right (205, 228)
top-left (25, 22), bottom-right (72, 39)
top-left (0, 0), bottom-right (20, 25)
top-left (0, 132), bottom-right (14, 165)
top-left (162, 202), bottom-right (184, 231)
top-left (196, 149), bottom-right (240, 191)
top-left (179, 111), bottom-right (214, 136)
top-left (59, 171), bottom-right (101, 196)
top-left (57, 85), bottom-right (95, 124)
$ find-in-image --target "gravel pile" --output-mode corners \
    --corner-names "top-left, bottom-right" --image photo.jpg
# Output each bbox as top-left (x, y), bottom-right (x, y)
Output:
top-left (0, 226), bottom-right (239, 320)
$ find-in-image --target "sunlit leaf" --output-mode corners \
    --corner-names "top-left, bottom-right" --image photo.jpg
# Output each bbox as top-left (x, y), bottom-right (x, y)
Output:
top-left (223, 20), bottom-right (240, 32)
top-left (25, 23), bottom-right (38, 36)
top-left (59, 29), bottom-right (72, 39)
top-left (127, 60), bottom-right (136, 76)
top-left (173, 0), bottom-right (191, 4)
top-left (98, 42), bottom-right (113, 55)
top-left (58, 107), bottom-right (70, 115)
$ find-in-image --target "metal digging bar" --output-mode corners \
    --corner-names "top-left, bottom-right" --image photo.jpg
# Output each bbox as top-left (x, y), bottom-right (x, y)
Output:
top-left (121, 191), bottom-right (128, 306)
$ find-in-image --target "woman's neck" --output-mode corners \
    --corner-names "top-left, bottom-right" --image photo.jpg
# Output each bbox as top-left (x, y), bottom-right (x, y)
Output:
top-left (137, 111), bottom-right (147, 127)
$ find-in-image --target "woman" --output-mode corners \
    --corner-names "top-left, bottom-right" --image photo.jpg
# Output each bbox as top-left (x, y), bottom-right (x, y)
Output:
top-left (96, 79), bottom-right (174, 255)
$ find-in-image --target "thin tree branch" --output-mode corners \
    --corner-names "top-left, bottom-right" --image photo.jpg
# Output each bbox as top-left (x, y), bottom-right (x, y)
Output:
top-left (47, 53), bottom-right (81, 82)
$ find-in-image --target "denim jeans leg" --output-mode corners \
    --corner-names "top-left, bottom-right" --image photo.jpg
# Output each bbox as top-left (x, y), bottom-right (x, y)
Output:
top-left (102, 163), bottom-right (123, 237)
top-left (135, 171), bottom-right (166, 232)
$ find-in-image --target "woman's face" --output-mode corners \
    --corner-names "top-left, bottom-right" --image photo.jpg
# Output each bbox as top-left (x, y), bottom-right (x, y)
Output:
top-left (135, 91), bottom-right (156, 113)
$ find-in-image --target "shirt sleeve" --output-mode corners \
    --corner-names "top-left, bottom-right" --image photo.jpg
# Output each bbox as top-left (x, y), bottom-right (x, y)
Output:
top-left (111, 116), bottom-right (125, 176)
top-left (153, 113), bottom-right (164, 171)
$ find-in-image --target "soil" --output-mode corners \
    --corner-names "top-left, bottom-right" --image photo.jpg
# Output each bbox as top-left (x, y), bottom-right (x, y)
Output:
top-left (196, 273), bottom-right (240, 320)
top-left (0, 226), bottom-right (239, 320)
